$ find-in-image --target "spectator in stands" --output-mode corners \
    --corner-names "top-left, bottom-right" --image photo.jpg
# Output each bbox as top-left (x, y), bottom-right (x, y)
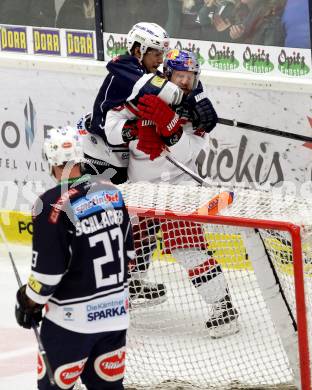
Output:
top-left (102, 0), bottom-right (139, 33)
top-left (282, 0), bottom-right (310, 49)
top-left (139, 0), bottom-right (169, 28)
top-left (166, 0), bottom-right (203, 39)
top-left (198, 0), bottom-right (249, 42)
top-left (0, 0), bottom-right (56, 27)
top-left (228, 0), bottom-right (286, 46)
top-left (56, 0), bottom-right (95, 30)
top-left (102, 0), bottom-right (168, 35)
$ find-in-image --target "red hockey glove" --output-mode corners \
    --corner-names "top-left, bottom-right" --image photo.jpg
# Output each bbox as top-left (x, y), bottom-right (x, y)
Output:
top-left (137, 95), bottom-right (186, 138)
top-left (137, 119), bottom-right (166, 161)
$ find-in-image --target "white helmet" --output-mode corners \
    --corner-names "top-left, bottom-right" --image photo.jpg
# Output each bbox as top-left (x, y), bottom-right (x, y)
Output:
top-left (126, 22), bottom-right (170, 58)
top-left (43, 126), bottom-right (84, 173)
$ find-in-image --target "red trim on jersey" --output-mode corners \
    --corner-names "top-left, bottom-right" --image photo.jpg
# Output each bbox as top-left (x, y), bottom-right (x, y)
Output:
top-left (125, 102), bottom-right (139, 116)
top-left (48, 188), bottom-right (79, 224)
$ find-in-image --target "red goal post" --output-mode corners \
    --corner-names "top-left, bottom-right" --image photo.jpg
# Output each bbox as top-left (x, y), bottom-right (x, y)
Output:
top-left (119, 182), bottom-right (312, 390)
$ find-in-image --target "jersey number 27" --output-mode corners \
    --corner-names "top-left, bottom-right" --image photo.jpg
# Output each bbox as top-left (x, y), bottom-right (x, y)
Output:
top-left (89, 227), bottom-right (125, 289)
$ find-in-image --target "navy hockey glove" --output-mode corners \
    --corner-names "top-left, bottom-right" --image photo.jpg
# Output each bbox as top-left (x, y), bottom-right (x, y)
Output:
top-left (15, 285), bottom-right (43, 329)
top-left (185, 92), bottom-right (218, 134)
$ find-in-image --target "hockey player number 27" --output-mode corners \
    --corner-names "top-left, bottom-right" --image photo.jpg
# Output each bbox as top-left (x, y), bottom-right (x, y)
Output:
top-left (89, 227), bottom-right (125, 288)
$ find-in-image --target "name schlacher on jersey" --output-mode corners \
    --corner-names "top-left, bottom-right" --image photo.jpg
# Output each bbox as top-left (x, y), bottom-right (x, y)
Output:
top-left (75, 209), bottom-right (124, 236)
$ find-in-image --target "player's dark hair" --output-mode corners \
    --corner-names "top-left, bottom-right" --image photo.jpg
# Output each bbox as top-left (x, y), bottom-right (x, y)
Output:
top-left (130, 42), bottom-right (155, 56)
top-left (130, 41), bottom-right (141, 56)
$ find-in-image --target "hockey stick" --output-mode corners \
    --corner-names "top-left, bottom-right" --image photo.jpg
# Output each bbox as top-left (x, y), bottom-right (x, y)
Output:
top-left (165, 152), bottom-right (211, 187)
top-left (0, 224), bottom-right (56, 386)
top-left (164, 152), bottom-right (234, 215)
top-left (218, 118), bottom-right (312, 143)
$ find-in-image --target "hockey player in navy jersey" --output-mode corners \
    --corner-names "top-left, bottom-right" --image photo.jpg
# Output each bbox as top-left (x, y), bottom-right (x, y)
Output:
top-left (15, 126), bottom-right (134, 390)
top-left (88, 22), bottom-right (170, 184)
top-left (90, 22), bottom-right (170, 141)
top-left (86, 22), bottom-right (175, 305)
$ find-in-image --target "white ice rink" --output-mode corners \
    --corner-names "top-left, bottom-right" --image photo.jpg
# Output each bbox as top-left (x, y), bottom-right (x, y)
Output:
top-left (0, 243), bottom-right (37, 390)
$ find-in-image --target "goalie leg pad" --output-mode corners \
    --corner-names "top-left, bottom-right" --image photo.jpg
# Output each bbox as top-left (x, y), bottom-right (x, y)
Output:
top-left (172, 248), bottom-right (228, 304)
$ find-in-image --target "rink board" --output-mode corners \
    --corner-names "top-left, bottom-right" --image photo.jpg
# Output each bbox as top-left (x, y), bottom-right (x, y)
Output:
top-left (0, 210), bottom-right (32, 245)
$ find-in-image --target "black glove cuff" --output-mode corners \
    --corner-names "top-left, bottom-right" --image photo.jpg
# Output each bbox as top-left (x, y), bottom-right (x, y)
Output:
top-left (161, 127), bottom-right (183, 146)
top-left (122, 120), bottom-right (138, 142)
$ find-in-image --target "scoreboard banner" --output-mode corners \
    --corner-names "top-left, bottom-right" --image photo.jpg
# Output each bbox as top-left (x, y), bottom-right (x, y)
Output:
top-left (0, 24), bottom-right (96, 59)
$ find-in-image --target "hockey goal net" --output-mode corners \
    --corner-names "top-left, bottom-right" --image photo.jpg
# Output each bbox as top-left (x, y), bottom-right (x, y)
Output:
top-left (118, 182), bottom-right (312, 390)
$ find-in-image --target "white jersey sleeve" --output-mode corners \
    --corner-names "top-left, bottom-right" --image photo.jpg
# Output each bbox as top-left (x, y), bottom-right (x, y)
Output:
top-left (105, 106), bottom-right (134, 145)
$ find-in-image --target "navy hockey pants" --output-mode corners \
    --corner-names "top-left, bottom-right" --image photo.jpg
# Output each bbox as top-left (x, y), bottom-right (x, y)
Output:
top-left (38, 318), bottom-right (127, 390)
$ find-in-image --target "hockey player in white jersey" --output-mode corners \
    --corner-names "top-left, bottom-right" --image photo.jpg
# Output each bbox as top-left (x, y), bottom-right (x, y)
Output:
top-left (104, 49), bottom-right (239, 337)
top-left (15, 126), bottom-right (134, 389)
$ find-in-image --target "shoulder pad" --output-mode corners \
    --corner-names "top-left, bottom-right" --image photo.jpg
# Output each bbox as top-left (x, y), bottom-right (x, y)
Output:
top-left (127, 74), bottom-right (183, 107)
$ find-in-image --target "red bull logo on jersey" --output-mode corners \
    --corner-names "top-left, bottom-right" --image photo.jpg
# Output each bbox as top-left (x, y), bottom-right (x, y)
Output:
top-left (72, 190), bottom-right (123, 218)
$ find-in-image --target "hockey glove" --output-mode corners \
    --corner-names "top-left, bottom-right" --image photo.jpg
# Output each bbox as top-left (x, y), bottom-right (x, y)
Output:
top-left (137, 119), bottom-right (166, 161)
top-left (15, 285), bottom-right (43, 329)
top-left (121, 119), bottom-right (138, 143)
top-left (137, 95), bottom-right (186, 138)
top-left (185, 92), bottom-right (218, 134)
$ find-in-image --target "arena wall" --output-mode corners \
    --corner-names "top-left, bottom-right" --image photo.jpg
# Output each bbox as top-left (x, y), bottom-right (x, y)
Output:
top-left (1, 53), bottom-right (311, 242)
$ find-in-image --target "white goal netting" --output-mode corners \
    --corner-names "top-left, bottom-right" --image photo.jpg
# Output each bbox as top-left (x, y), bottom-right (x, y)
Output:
top-left (118, 182), bottom-right (312, 390)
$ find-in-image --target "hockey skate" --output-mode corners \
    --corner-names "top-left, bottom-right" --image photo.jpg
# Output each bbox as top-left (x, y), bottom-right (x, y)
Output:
top-left (206, 295), bottom-right (239, 338)
top-left (129, 279), bottom-right (167, 309)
